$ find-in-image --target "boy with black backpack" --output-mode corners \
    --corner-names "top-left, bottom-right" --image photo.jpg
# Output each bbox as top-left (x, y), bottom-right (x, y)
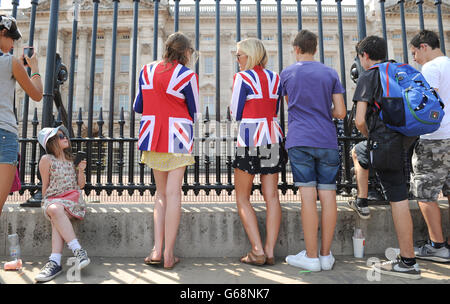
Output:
top-left (352, 36), bottom-right (421, 279)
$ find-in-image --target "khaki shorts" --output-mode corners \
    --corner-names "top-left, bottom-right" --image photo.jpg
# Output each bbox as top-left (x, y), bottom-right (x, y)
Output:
top-left (410, 138), bottom-right (450, 201)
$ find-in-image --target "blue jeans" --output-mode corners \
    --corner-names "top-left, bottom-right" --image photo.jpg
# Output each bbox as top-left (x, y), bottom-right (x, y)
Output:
top-left (288, 146), bottom-right (340, 190)
top-left (0, 128), bottom-right (19, 166)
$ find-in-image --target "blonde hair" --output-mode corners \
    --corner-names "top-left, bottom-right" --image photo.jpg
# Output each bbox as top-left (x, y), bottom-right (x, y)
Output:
top-left (237, 38), bottom-right (268, 70)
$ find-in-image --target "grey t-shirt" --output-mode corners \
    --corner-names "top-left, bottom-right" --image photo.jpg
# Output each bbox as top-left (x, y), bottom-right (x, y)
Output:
top-left (0, 54), bottom-right (18, 135)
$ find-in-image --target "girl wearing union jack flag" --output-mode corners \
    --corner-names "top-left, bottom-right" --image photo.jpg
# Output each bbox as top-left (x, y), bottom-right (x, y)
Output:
top-left (230, 38), bottom-right (287, 266)
top-left (134, 32), bottom-right (199, 270)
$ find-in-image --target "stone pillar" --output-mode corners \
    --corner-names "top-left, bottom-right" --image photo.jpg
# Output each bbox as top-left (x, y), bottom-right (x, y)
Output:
top-left (157, 29), bottom-right (164, 62)
top-left (102, 28), bottom-right (113, 118)
top-left (75, 29), bottom-right (89, 111)
top-left (57, 30), bottom-right (65, 61)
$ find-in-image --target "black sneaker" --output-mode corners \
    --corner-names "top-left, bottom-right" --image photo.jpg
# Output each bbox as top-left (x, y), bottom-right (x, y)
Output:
top-left (347, 198), bottom-right (370, 219)
top-left (74, 248), bottom-right (91, 270)
top-left (374, 257), bottom-right (421, 280)
top-left (35, 260), bottom-right (63, 282)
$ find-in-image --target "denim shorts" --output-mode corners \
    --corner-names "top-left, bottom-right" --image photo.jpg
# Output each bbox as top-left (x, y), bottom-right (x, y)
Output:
top-left (288, 146), bottom-right (340, 190)
top-left (0, 128), bottom-right (19, 166)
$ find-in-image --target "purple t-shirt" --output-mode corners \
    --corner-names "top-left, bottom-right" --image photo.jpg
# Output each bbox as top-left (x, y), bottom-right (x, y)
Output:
top-left (280, 61), bottom-right (345, 150)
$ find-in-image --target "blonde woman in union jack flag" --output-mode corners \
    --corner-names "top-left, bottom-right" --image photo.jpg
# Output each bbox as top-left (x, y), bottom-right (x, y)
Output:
top-left (230, 38), bottom-right (288, 266)
top-left (133, 32), bottom-right (199, 270)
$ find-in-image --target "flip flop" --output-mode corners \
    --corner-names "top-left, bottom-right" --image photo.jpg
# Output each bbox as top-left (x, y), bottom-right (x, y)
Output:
top-left (164, 257), bottom-right (180, 270)
top-left (144, 251), bottom-right (162, 265)
top-left (240, 252), bottom-right (266, 266)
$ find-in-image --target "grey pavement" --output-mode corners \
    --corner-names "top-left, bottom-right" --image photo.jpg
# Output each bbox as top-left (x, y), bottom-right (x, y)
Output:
top-left (1, 255), bottom-right (449, 284)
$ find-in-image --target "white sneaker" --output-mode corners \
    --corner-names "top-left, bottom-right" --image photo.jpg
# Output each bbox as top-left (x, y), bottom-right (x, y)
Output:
top-left (319, 252), bottom-right (335, 270)
top-left (285, 250), bottom-right (321, 272)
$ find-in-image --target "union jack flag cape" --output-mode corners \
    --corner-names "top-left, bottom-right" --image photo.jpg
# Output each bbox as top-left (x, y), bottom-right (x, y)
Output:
top-left (230, 65), bottom-right (284, 147)
top-left (133, 61), bottom-right (199, 153)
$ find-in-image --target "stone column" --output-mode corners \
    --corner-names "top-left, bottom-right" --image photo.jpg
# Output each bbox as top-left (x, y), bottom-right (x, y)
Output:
top-left (57, 30), bottom-right (65, 62)
top-left (102, 28), bottom-right (113, 118)
top-left (75, 28), bottom-right (89, 111)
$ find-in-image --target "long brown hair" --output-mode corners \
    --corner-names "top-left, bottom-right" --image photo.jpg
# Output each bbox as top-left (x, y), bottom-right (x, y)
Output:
top-left (161, 32), bottom-right (194, 70)
top-left (46, 134), bottom-right (74, 162)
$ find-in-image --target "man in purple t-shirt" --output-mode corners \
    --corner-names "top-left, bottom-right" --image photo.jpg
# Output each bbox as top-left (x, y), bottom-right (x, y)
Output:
top-left (280, 30), bottom-right (346, 272)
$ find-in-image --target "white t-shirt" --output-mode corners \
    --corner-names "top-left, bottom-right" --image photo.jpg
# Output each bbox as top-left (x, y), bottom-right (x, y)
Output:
top-left (420, 56), bottom-right (450, 140)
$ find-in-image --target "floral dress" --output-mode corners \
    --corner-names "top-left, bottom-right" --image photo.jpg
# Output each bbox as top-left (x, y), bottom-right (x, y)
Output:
top-left (41, 154), bottom-right (86, 221)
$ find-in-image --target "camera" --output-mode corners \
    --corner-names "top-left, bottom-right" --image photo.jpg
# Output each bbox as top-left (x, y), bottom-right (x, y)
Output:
top-left (74, 151), bottom-right (87, 167)
top-left (350, 55), bottom-right (363, 84)
top-left (54, 53), bottom-right (68, 86)
top-left (23, 46), bottom-right (34, 66)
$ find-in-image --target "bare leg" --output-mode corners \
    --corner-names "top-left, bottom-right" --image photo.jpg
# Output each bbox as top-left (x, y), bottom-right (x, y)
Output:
top-left (299, 186), bottom-right (319, 258)
top-left (418, 201), bottom-right (445, 243)
top-left (235, 168), bottom-right (265, 256)
top-left (46, 204), bottom-right (76, 243)
top-left (163, 166), bottom-right (186, 268)
top-left (51, 222), bottom-right (64, 254)
top-left (261, 173), bottom-right (281, 259)
top-left (0, 164), bottom-right (17, 217)
top-left (318, 189), bottom-right (337, 256)
top-left (391, 200), bottom-right (415, 258)
top-left (151, 169), bottom-right (168, 261)
top-left (352, 148), bottom-right (368, 199)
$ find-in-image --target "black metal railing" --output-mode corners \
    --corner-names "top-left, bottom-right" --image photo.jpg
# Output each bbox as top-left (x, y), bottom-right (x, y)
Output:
top-left (9, 0), bottom-right (448, 203)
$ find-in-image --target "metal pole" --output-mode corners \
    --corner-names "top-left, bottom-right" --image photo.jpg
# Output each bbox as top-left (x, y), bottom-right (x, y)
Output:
top-left (107, 0), bottom-right (119, 188)
top-left (153, 0), bottom-right (159, 61)
top-left (336, 0), bottom-right (351, 195)
top-left (336, 0), bottom-right (346, 101)
top-left (316, 0), bottom-right (324, 64)
top-left (215, 0), bottom-right (222, 192)
top-left (296, 0), bottom-right (302, 30)
top-left (86, 0), bottom-right (100, 189)
top-left (195, 0), bottom-right (200, 76)
top-left (174, 0), bottom-right (179, 32)
top-left (435, 0), bottom-right (446, 55)
top-left (256, 0), bottom-right (261, 40)
top-left (68, 0), bottom-right (81, 138)
top-left (20, 0), bottom-right (39, 182)
top-left (42, 0), bottom-right (59, 129)
top-left (276, 0), bottom-right (286, 189)
top-left (128, 0), bottom-right (139, 190)
top-left (236, 0), bottom-right (241, 72)
top-left (416, 0), bottom-right (425, 30)
top-left (11, 0), bottom-right (19, 18)
top-left (356, 0), bottom-right (367, 41)
top-left (194, 0), bottom-right (200, 192)
top-left (398, 0), bottom-right (408, 63)
top-left (379, 0), bottom-right (388, 58)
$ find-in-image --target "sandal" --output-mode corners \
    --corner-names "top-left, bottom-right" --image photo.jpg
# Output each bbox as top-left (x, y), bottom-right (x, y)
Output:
top-left (265, 257), bottom-right (275, 266)
top-left (164, 257), bottom-right (180, 270)
top-left (144, 250), bottom-right (162, 265)
top-left (240, 252), bottom-right (266, 266)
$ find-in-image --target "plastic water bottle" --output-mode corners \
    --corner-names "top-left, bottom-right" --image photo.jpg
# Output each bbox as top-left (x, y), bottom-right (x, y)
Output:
top-left (4, 234), bottom-right (22, 270)
top-left (8, 234), bottom-right (21, 259)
